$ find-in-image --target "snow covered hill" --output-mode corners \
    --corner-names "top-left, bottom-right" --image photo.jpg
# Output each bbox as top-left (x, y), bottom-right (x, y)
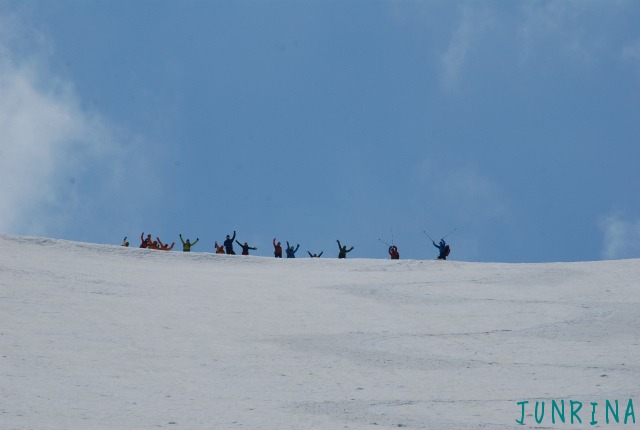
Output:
top-left (2, 234), bottom-right (640, 429)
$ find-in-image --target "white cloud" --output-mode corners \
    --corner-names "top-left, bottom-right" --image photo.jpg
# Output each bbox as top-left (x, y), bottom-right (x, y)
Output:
top-left (599, 213), bottom-right (640, 260)
top-left (0, 12), bottom-right (139, 236)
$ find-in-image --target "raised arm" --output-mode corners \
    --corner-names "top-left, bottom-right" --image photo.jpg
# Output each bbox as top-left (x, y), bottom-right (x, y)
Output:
top-left (294, 244), bottom-right (300, 253)
top-left (307, 251), bottom-right (313, 257)
top-left (180, 234), bottom-right (185, 245)
top-left (318, 251), bottom-right (323, 257)
top-left (192, 238), bottom-right (199, 246)
top-left (231, 231), bottom-right (236, 241)
top-left (347, 247), bottom-right (354, 253)
top-left (236, 240), bottom-right (242, 246)
top-left (157, 237), bottom-right (164, 247)
top-left (337, 240), bottom-right (341, 248)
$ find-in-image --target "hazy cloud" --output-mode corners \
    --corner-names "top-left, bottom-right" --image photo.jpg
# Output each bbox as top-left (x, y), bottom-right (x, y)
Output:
top-left (417, 158), bottom-right (509, 224)
top-left (622, 38), bottom-right (640, 75)
top-left (439, 5), bottom-right (494, 91)
top-left (516, 2), bottom-right (632, 67)
top-left (600, 213), bottom-right (640, 260)
top-left (0, 12), bottom-right (137, 236)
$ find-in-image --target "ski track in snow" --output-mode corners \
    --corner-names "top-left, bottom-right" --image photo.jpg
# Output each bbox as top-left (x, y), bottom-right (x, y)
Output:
top-left (1, 234), bottom-right (640, 429)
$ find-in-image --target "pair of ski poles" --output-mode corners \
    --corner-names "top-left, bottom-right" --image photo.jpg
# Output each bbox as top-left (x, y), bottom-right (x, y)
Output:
top-left (423, 228), bottom-right (456, 243)
top-left (378, 228), bottom-right (456, 246)
top-left (378, 230), bottom-right (395, 247)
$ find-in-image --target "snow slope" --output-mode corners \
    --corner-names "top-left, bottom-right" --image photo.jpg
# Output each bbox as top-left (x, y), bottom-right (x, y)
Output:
top-left (2, 234), bottom-right (640, 429)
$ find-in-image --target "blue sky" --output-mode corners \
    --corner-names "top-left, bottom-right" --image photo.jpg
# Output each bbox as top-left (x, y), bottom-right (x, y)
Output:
top-left (1, 0), bottom-right (639, 262)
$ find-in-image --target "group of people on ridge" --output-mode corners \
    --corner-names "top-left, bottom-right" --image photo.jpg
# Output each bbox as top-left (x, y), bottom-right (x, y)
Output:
top-left (272, 239), bottom-right (302, 258)
top-left (133, 233), bottom-right (176, 251)
top-left (124, 231), bottom-right (451, 260)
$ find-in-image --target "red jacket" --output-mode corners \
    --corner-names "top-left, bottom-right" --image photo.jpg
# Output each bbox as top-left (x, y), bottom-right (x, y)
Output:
top-left (140, 233), bottom-right (151, 248)
top-left (273, 239), bottom-right (283, 257)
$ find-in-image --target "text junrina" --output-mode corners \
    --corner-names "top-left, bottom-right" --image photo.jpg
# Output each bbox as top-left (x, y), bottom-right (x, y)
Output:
top-left (516, 399), bottom-right (635, 426)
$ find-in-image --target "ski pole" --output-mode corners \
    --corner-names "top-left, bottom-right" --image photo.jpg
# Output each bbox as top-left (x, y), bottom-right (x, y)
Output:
top-left (423, 230), bottom-right (435, 242)
top-left (378, 238), bottom-right (391, 247)
top-left (442, 228), bottom-right (457, 240)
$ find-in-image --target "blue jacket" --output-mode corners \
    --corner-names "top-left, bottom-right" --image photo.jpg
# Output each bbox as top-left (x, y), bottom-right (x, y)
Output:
top-left (433, 240), bottom-right (447, 254)
top-left (285, 241), bottom-right (300, 258)
top-left (224, 231), bottom-right (236, 254)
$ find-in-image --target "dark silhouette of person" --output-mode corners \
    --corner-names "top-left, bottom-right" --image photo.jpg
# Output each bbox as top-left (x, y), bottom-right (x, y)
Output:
top-left (236, 240), bottom-right (256, 256)
top-left (224, 231), bottom-right (237, 255)
top-left (337, 240), bottom-right (354, 259)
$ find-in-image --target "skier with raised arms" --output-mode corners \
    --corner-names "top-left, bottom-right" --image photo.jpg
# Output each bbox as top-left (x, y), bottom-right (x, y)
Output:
top-left (433, 239), bottom-right (450, 260)
top-left (285, 241), bottom-right (300, 258)
top-left (236, 239), bottom-right (257, 256)
top-left (273, 238), bottom-right (283, 258)
top-left (224, 231), bottom-right (237, 255)
top-left (180, 234), bottom-right (199, 252)
top-left (337, 240), bottom-right (354, 259)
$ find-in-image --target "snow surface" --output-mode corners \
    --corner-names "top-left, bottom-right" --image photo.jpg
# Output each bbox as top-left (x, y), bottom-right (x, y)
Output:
top-left (2, 234), bottom-right (640, 429)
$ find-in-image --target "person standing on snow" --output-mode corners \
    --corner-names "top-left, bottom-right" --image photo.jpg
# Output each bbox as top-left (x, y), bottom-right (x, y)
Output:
top-left (433, 239), bottom-right (450, 260)
top-left (224, 231), bottom-right (237, 255)
top-left (214, 241), bottom-right (225, 254)
top-left (388, 245), bottom-right (399, 260)
top-left (122, 237), bottom-right (129, 247)
top-left (307, 251), bottom-right (323, 258)
top-left (285, 241), bottom-right (300, 258)
top-left (337, 240), bottom-right (354, 259)
top-left (236, 240), bottom-right (257, 256)
top-left (140, 233), bottom-right (152, 248)
top-left (180, 234), bottom-right (199, 252)
top-left (273, 238), bottom-right (283, 258)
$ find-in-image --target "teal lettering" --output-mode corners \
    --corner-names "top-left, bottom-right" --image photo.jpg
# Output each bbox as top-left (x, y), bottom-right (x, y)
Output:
top-left (590, 402), bottom-right (598, 425)
top-left (516, 401), bottom-right (528, 425)
top-left (606, 399), bottom-right (619, 424)
top-left (552, 400), bottom-right (565, 424)
top-left (535, 402), bottom-right (545, 424)
top-left (571, 400), bottom-right (583, 424)
top-left (625, 399), bottom-right (635, 424)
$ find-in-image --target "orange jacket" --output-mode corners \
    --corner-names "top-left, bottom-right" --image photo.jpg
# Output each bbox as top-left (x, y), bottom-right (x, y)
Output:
top-left (157, 238), bottom-right (175, 251)
top-left (215, 242), bottom-right (225, 254)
